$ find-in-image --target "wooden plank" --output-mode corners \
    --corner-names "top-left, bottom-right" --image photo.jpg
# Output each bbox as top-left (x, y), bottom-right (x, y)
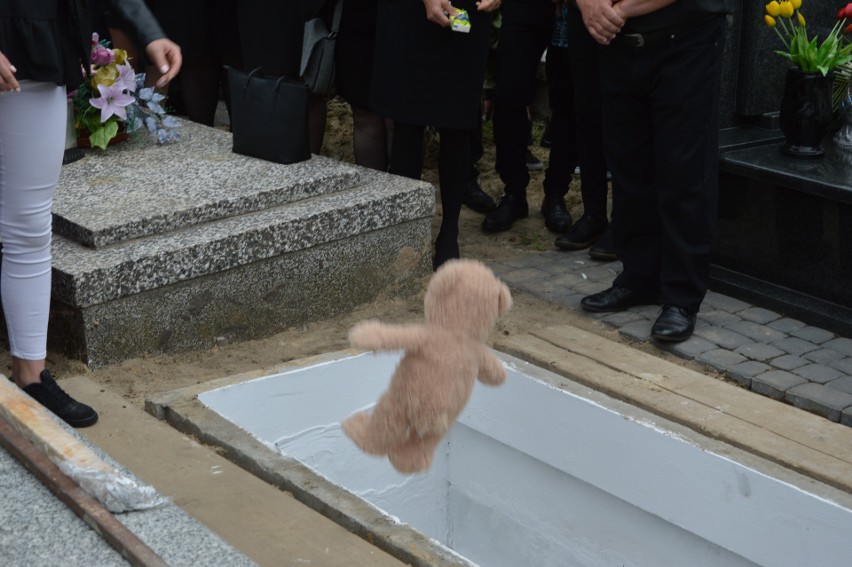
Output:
top-left (528, 324), bottom-right (852, 466)
top-left (497, 332), bottom-right (852, 494)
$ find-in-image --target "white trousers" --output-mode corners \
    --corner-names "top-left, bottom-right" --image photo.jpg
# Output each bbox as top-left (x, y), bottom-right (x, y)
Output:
top-left (0, 81), bottom-right (67, 360)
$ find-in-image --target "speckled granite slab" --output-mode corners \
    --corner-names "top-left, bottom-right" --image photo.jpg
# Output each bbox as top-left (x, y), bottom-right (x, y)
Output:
top-left (0, 424), bottom-right (255, 566)
top-left (54, 121), bottom-right (360, 248)
top-left (51, 169), bottom-right (434, 308)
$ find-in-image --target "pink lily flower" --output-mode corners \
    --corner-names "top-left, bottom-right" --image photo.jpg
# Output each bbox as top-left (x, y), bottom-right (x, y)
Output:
top-left (89, 83), bottom-right (135, 123)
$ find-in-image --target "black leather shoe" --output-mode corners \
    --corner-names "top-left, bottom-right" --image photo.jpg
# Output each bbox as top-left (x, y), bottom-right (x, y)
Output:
top-left (23, 370), bottom-right (98, 427)
top-left (588, 226), bottom-right (617, 261)
top-left (482, 191), bottom-right (529, 232)
top-left (463, 177), bottom-right (496, 213)
top-left (581, 286), bottom-right (656, 313)
top-left (651, 305), bottom-right (697, 342)
top-left (554, 214), bottom-right (608, 250)
top-left (541, 194), bottom-right (573, 233)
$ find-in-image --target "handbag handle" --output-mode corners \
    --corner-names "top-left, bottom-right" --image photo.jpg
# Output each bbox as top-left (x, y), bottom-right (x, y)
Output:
top-left (237, 67), bottom-right (300, 108)
top-left (242, 67), bottom-right (264, 100)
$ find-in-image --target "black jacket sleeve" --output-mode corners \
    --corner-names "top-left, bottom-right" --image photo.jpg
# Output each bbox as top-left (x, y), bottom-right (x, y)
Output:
top-left (103, 0), bottom-right (166, 49)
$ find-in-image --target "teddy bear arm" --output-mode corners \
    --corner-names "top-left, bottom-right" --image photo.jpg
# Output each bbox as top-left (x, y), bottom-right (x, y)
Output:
top-left (477, 349), bottom-right (507, 386)
top-left (349, 321), bottom-right (428, 352)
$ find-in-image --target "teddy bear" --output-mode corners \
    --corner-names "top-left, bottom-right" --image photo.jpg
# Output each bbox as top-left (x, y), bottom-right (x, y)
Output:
top-left (341, 259), bottom-right (512, 474)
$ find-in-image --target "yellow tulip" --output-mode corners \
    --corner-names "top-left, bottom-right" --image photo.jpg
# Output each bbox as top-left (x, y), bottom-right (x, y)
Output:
top-left (790, 0), bottom-right (801, 8)
top-left (766, 1), bottom-right (781, 16)
top-left (779, 1), bottom-right (794, 18)
top-left (765, 14), bottom-right (777, 27)
top-left (797, 11), bottom-right (806, 26)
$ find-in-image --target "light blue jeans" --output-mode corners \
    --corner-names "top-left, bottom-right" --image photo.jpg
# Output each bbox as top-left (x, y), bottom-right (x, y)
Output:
top-left (0, 80), bottom-right (66, 360)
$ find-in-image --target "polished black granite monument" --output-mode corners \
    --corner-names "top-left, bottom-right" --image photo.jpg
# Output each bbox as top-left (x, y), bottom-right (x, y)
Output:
top-left (707, 1), bottom-right (852, 335)
top-left (714, 137), bottom-right (852, 336)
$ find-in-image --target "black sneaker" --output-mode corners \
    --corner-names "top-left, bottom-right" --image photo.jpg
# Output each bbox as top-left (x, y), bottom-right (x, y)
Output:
top-left (525, 149), bottom-right (544, 171)
top-left (554, 214), bottom-right (608, 251)
top-left (23, 370), bottom-right (98, 428)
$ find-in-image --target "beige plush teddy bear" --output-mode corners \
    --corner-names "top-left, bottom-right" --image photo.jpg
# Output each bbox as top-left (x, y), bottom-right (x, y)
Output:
top-left (342, 259), bottom-right (512, 474)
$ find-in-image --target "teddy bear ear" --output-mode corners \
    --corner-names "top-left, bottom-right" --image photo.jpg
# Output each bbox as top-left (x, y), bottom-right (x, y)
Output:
top-left (498, 283), bottom-right (513, 314)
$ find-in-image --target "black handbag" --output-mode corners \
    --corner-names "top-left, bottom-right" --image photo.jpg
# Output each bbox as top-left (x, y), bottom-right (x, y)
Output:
top-left (226, 66), bottom-right (311, 165)
top-left (301, 0), bottom-right (343, 95)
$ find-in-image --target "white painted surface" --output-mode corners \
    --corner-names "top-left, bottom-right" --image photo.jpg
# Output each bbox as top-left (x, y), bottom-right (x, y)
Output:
top-left (199, 352), bottom-right (852, 567)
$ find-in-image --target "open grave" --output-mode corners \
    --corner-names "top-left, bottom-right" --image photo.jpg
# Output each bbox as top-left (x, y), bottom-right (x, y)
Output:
top-left (148, 329), bottom-right (852, 567)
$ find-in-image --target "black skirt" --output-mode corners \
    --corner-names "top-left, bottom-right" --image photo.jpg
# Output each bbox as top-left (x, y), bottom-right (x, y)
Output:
top-left (335, 0), bottom-right (378, 109)
top-left (370, 0), bottom-right (491, 130)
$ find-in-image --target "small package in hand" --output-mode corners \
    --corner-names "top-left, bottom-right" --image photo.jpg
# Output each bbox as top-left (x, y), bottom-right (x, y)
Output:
top-left (451, 9), bottom-right (471, 33)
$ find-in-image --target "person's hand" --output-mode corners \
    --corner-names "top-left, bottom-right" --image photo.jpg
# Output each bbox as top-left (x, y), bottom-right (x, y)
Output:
top-left (145, 38), bottom-right (182, 88)
top-left (0, 51), bottom-right (20, 94)
top-left (476, 0), bottom-right (501, 12)
top-left (424, 0), bottom-right (457, 26)
top-left (575, 0), bottom-right (624, 45)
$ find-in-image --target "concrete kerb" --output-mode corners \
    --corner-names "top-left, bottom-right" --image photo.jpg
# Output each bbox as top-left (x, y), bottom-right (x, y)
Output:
top-left (145, 350), bottom-right (473, 567)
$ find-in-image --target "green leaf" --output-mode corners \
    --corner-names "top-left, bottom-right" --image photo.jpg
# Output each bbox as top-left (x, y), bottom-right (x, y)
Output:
top-left (88, 121), bottom-right (119, 150)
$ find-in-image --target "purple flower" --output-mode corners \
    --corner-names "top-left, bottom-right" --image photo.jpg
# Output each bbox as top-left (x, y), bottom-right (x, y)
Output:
top-left (115, 63), bottom-right (137, 93)
top-left (89, 83), bottom-right (135, 123)
top-left (91, 45), bottom-right (114, 66)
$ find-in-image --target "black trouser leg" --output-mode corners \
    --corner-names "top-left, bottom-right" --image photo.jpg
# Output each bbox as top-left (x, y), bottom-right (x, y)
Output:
top-left (603, 17), bottom-right (725, 310)
top-left (492, 0), bottom-right (553, 196)
top-left (542, 46), bottom-right (577, 199)
top-left (566, 5), bottom-right (608, 220)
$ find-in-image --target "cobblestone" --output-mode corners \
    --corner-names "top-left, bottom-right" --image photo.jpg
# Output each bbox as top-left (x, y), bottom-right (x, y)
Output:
top-left (771, 337), bottom-right (821, 356)
top-left (752, 371), bottom-right (808, 400)
top-left (618, 320), bottom-right (653, 342)
top-left (792, 364), bottom-right (843, 385)
top-left (831, 357), bottom-right (852, 376)
top-left (727, 361), bottom-right (772, 388)
top-left (696, 349), bottom-right (748, 372)
top-left (601, 311), bottom-right (645, 328)
top-left (668, 336), bottom-right (718, 359)
top-left (786, 383), bottom-right (852, 422)
top-left (693, 326), bottom-right (754, 350)
top-left (702, 291), bottom-right (750, 313)
top-left (790, 326), bottom-right (835, 344)
top-left (824, 337), bottom-right (852, 357)
top-left (826, 376), bottom-right (852, 396)
top-left (770, 355), bottom-right (810, 371)
top-left (734, 342), bottom-right (786, 362)
top-left (738, 306), bottom-right (782, 324)
top-left (803, 348), bottom-right (846, 365)
top-left (767, 317), bottom-right (807, 333)
top-left (726, 320), bottom-right (787, 343)
top-left (697, 310), bottom-right (741, 328)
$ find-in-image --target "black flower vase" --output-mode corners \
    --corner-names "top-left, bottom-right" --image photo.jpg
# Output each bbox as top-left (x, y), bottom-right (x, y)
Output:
top-left (779, 68), bottom-right (833, 158)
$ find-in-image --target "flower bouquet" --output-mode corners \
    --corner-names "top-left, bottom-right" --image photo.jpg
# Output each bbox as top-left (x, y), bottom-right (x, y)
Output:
top-left (763, 1), bottom-right (852, 75)
top-left (71, 34), bottom-right (180, 150)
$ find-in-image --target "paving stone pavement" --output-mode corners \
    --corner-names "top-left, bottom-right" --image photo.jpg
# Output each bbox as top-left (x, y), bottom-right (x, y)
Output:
top-left (489, 249), bottom-right (852, 428)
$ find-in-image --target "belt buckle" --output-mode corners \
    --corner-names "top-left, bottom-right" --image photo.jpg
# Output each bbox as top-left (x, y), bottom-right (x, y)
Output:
top-left (623, 33), bottom-right (645, 47)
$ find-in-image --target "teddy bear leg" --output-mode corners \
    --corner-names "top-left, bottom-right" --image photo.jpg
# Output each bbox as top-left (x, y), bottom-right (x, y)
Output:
top-left (388, 434), bottom-right (444, 474)
top-left (343, 400), bottom-right (408, 456)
